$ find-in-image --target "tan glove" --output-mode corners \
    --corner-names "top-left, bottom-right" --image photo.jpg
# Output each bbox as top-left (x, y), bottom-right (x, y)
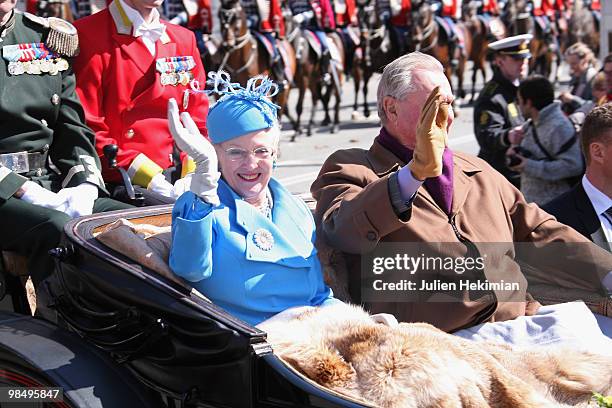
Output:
top-left (408, 86), bottom-right (450, 181)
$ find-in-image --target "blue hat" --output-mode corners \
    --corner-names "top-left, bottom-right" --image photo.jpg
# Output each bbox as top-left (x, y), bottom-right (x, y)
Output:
top-left (193, 71), bottom-right (280, 144)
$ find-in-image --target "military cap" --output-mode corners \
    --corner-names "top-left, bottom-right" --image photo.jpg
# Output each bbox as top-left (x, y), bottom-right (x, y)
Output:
top-left (488, 34), bottom-right (533, 59)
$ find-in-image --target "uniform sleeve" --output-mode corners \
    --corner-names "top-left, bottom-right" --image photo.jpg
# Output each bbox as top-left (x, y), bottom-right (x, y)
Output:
top-left (169, 191), bottom-right (215, 282)
top-left (50, 67), bottom-right (106, 191)
top-left (311, 152), bottom-right (410, 254)
top-left (473, 97), bottom-right (510, 155)
top-left (495, 169), bottom-right (611, 294)
top-left (72, 32), bottom-right (157, 185)
top-left (0, 165), bottom-right (27, 202)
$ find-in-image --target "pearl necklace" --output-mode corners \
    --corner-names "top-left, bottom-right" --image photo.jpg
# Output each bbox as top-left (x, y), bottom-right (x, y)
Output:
top-left (251, 190), bottom-right (273, 219)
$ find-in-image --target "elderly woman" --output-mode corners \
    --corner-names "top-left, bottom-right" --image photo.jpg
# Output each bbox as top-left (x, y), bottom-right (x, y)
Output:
top-left (166, 73), bottom-right (338, 325)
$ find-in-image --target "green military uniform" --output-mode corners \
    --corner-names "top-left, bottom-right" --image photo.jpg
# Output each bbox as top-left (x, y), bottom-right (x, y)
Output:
top-left (0, 11), bottom-right (130, 298)
top-left (473, 68), bottom-right (525, 187)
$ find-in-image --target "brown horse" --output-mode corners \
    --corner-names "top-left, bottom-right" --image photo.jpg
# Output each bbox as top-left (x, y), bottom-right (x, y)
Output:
top-left (37, 0), bottom-right (74, 21)
top-left (320, 32), bottom-right (346, 134)
top-left (462, 2), bottom-right (507, 102)
top-left (351, 0), bottom-right (400, 119)
top-left (218, 0), bottom-right (296, 117)
top-left (288, 26), bottom-right (340, 140)
top-left (411, 0), bottom-right (468, 110)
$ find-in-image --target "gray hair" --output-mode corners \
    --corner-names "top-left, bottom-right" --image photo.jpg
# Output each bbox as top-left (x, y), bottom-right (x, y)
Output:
top-left (564, 42), bottom-right (597, 67)
top-left (376, 52), bottom-right (444, 124)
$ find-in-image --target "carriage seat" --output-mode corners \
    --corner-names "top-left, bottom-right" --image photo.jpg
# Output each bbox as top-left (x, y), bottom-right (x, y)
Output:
top-left (94, 215), bottom-right (612, 318)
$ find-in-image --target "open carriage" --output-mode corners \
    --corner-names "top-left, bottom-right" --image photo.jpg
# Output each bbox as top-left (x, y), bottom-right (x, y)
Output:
top-left (0, 204), bottom-right (372, 408)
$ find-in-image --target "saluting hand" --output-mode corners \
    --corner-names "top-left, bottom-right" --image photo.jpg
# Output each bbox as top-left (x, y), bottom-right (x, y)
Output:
top-left (408, 86), bottom-right (449, 181)
top-left (168, 98), bottom-right (220, 205)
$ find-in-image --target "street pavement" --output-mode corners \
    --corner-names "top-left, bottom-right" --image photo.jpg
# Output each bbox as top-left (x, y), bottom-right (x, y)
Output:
top-left (274, 62), bottom-right (572, 194)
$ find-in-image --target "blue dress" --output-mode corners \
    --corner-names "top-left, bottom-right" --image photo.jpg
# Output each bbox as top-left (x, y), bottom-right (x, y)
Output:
top-left (169, 178), bottom-right (338, 325)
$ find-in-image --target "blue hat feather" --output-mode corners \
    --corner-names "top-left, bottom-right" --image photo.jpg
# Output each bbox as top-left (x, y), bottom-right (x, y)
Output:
top-left (191, 71), bottom-right (281, 144)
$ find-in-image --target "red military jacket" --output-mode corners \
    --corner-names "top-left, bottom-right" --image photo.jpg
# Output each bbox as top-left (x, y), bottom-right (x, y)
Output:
top-left (533, 0), bottom-right (556, 17)
top-left (258, 0), bottom-right (286, 36)
top-left (73, 0), bottom-right (208, 186)
top-left (481, 0), bottom-right (498, 14)
top-left (441, 0), bottom-right (460, 19)
top-left (312, 0), bottom-right (337, 30)
top-left (185, 0), bottom-right (213, 33)
top-left (334, 0), bottom-right (357, 27)
top-left (390, 0), bottom-right (411, 27)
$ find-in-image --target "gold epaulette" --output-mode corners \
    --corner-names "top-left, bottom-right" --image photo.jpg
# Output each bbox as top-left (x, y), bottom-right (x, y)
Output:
top-left (23, 12), bottom-right (79, 57)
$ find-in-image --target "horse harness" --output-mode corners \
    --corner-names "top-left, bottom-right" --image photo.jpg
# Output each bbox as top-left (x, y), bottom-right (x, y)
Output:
top-left (219, 5), bottom-right (258, 75)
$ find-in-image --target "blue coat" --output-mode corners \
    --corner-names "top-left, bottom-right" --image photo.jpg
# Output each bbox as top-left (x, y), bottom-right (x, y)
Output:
top-left (169, 178), bottom-right (337, 325)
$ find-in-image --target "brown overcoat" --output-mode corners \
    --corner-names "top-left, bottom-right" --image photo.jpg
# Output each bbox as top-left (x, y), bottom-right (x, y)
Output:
top-left (311, 138), bottom-right (611, 332)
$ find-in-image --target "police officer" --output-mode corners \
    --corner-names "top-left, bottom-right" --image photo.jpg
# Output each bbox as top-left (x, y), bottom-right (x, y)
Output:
top-left (0, 0), bottom-right (129, 315)
top-left (473, 34), bottom-right (532, 188)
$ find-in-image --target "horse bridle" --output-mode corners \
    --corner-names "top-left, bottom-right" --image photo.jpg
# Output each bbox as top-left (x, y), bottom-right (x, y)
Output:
top-left (218, 2), bottom-right (257, 74)
top-left (412, 1), bottom-right (437, 52)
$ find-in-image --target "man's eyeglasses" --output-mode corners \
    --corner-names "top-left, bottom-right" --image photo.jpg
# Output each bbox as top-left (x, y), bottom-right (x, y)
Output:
top-left (224, 146), bottom-right (274, 162)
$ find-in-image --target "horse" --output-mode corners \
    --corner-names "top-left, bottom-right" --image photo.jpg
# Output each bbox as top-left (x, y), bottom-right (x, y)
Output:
top-left (320, 32), bottom-right (346, 134)
top-left (288, 23), bottom-right (343, 140)
top-left (411, 0), bottom-right (469, 110)
top-left (37, 0), bottom-right (74, 21)
top-left (568, 0), bottom-right (599, 56)
top-left (218, 0), bottom-right (296, 118)
top-left (351, 0), bottom-right (399, 119)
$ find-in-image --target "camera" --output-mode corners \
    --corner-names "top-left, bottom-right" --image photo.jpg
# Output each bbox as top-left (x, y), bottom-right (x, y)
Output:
top-left (506, 146), bottom-right (532, 167)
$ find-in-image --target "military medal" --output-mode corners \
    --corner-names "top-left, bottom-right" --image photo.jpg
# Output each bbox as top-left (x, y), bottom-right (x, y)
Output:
top-left (55, 58), bottom-right (69, 71)
top-left (156, 56), bottom-right (196, 87)
top-left (2, 43), bottom-right (67, 76)
top-left (39, 59), bottom-right (51, 73)
top-left (253, 228), bottom-right (274, 251)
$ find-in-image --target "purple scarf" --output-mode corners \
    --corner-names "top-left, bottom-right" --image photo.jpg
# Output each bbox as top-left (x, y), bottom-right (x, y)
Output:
top-left (376, 128), bottom-right (454, 215)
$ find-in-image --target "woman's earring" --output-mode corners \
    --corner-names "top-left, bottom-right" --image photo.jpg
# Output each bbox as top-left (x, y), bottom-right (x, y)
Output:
top-left (272, 160), bottom-right (277, 170)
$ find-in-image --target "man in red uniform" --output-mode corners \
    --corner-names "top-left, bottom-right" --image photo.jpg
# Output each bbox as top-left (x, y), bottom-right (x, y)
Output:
top-left (332, 0), bottom-right (358, 73)
top-left (439, 0), bottom-right (463, 67)
top-left (166, 0), bottom-right (214, 62)
top-left (376, 0), bottom-right (411, 56)
top-left (243, 0), bottom-right (286, 82)
top-left (73, 0), bottom-right (209, 205)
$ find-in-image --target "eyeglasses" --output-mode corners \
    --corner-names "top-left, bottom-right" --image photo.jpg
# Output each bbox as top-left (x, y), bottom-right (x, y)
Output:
top-left (224, 146), bottom-right (274, 162)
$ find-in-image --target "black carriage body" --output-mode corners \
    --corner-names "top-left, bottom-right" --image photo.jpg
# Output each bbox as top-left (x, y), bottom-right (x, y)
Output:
top-left (45, 206), bottom-right (367, 408)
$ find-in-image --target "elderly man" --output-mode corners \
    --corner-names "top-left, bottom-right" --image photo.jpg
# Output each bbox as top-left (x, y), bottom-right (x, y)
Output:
top-left (311, 52), bottom-right (612, 333)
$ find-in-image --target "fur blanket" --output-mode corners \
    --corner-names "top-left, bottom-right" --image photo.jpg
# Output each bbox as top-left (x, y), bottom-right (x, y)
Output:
top-left (258, 303), bottom-right (612, 408)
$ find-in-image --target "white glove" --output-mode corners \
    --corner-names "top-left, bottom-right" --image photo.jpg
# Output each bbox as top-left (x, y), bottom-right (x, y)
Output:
top-left (20, 181), bottom-right (68, 212)
top-left (168, 98), bottom-right (220, 205)
top-left (172, 173), bottom-right (193, 198)
top-left (148, 173), bottom-right (175, 198)
top-left (292, 11), bottom-right (313, 24)
top-left (56, 183), bottom-right (98, 218)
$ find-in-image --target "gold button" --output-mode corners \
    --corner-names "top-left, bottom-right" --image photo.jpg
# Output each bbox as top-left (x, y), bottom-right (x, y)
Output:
top-left (126, 129), bottom-right (135, 139)
top-left (51, 94), bottom-right (60, 105)
top-left (41, 119), bottom-right (48, 127)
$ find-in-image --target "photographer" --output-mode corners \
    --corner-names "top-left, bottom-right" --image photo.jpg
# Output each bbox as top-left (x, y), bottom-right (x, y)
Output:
top-left (508, 75), bottom-right (583, 205)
